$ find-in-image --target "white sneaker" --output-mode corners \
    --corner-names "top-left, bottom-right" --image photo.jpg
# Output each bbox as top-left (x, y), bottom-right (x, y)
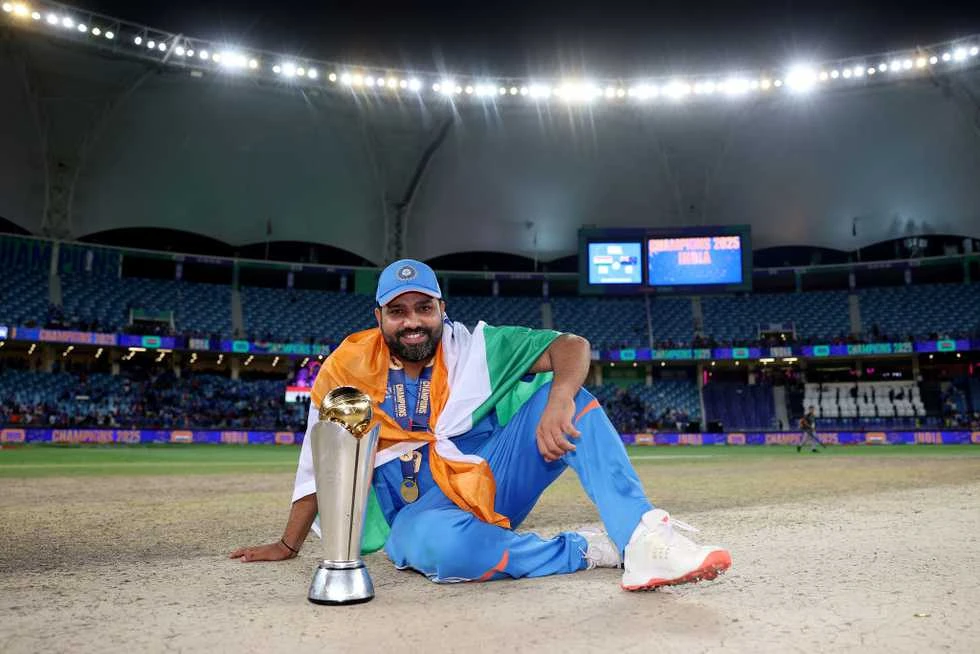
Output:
top-left (580, 530), bottom-right (622, 570)
top-left (622, 509), bottom-right (731, 591)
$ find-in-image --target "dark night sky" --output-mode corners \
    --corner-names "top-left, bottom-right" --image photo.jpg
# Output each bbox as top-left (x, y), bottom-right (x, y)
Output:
top-left (72, 1), bottom-right (980, 77)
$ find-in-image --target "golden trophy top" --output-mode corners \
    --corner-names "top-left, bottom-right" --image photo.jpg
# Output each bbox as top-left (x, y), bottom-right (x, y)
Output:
top-left (319, 386), bottom-right (373, 437)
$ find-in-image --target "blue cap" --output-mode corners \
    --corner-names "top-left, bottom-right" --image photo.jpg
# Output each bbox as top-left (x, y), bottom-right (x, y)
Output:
top-left (376, 259), bottom-right (442, 306)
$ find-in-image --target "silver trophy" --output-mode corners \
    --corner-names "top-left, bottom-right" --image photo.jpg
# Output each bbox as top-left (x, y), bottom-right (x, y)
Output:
top-left (307, 386), bottom-right (380, 605)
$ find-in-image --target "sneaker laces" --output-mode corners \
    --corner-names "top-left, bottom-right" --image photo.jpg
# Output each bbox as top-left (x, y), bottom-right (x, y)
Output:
top-left (660, 517), bottom-right (702, 556)
top-left (633, 511), bottom-right (702, 560)
top-left (669, 517), bottom-right (699, 534)
top-left (581, 530), bottom-right (621, 570)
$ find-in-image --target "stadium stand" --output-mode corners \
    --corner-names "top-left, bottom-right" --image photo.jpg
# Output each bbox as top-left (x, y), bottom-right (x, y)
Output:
top-left (630, 380), bottom-right (701, 423)
top-left (552, 297), bottom-right (651, 349)
top-left (858, 283), bottom-right (980, 339)
top-left (801, 381), bottom-right (938, 428)
top-left (241, 286), bottom-right (375, 343)
top-left (3, 234), bottom-right (979, 432)
top-left (701, 290), bottom-right (851, 342)
top-left (5, 235), bottom-right (978, 350)
top-left (587, 380), bottom-right (700, 432)
top-left (0, 268), bottom-right (49, 328)
top-left (803, 381), bottom-right (926, 419)
top-left (0, 368), bottom-right (305, 431)
top-left (444, 295), bottom-right (543, 331)
top-left (646, 297), bottom-right (698, 345)
top-left (57, 245), bottom-right (122, 278)
top-left (968, 379), bottom-right (980, 413)
top-left (61, 274), bottom-right (232, 336)
top-left (242, 289), bottom-right (542, 344)
top-left (704, 382), bottom-right (776, 430)
top-left (0, 239), bottom-right (50, 328)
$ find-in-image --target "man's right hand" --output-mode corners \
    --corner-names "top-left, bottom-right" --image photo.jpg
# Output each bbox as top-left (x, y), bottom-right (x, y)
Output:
top-left (229, 541), bottom-right (296, 563)
top-left (231, 494), bottom-right (317, 563)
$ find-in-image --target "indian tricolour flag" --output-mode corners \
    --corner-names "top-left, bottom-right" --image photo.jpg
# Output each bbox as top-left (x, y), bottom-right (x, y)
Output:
top-left (295, 319), bottom-right (560, 553)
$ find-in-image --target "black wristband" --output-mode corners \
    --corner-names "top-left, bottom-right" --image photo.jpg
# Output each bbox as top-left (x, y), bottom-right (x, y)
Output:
top-left (280, 538), bottom-right (299, 555)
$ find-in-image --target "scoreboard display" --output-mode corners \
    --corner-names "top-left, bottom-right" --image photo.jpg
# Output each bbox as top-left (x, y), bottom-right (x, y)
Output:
top-left (579, 226), bottom-right (752, 295)
top-left (647, 235), bottom-right (744, 286)
top-left (587, 242), bottom-right (642, 284)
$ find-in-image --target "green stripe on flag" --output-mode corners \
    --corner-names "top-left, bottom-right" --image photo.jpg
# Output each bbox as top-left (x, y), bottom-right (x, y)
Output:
top-left (473, 325), bottom-right (559, 427)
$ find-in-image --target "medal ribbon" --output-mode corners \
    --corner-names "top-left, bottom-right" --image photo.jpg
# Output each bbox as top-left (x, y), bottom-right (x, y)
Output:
top-left (390, 366), bottom-right (432, 503)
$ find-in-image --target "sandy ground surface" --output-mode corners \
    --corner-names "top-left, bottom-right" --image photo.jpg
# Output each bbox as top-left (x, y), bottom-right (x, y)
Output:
top-left (1, 455), bottom-right (979, 653)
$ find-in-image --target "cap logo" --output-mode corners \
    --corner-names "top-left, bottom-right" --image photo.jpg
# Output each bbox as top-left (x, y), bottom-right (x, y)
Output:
top-left (397, 265), bottom-right (416, 280)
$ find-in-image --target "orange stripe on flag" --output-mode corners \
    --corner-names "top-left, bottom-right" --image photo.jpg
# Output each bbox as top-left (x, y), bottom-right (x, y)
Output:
top-left (478, 549), bottom-right (510, 582)
top-left (574, 398), bottom-right (600, 424)
top-left (312, 327), bottom-right (511, 530)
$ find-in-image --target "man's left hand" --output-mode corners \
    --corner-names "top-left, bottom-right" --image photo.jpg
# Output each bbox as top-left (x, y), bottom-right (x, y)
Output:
top-left (536, 396), bottom-right (580, 462)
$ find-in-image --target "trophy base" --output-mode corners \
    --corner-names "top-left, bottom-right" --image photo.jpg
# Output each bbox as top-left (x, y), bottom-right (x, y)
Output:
top-left (307, 560), bottom-right (375, 605)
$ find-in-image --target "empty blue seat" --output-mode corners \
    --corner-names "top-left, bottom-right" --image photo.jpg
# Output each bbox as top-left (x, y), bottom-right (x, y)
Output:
top-left (445, 295), bottom-right (542, 330)
top-left (858, 283), bottom-right (980, 339)
top-left (61, 275), bottom-right (231, 335)
top-left (241, 287), bottom-right (375, 343)
top-left (701, 291), bottom-right (850, 342)
top-left (704, 382), bottom-right (776, 430)
top-left (0, 269), bottom-right (49, 326)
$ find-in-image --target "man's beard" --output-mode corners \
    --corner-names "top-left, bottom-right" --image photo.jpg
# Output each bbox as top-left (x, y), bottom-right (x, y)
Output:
top-left (384, 325), bottom-right (441, 362)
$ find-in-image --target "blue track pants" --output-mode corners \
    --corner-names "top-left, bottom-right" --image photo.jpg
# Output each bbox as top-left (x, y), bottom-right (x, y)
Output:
top-left (383, 383), bottom-right (653, 582)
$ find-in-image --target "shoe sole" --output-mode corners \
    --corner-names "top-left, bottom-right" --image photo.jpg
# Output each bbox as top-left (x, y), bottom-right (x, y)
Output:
top-left (621, 550), bottom-right (732, 591)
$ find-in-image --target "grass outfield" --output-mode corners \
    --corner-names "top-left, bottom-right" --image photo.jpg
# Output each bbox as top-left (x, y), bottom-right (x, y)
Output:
top-left (0, 442), bottom-right (978, 478)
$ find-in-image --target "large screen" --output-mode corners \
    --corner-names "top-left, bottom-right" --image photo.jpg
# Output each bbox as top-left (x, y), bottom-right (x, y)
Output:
top-left (578, 225), bottom-right (751, 295)
top-left (587, 242), bottom-right (642, 284)
top-left (647, 235), bottom-right (743, 287)
top-left (284, 360), bottom-right (321, 403)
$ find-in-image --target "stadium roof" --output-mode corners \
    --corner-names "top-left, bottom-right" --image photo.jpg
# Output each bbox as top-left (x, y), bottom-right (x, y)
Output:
top-left (1, 3), bottom-right (980, 265)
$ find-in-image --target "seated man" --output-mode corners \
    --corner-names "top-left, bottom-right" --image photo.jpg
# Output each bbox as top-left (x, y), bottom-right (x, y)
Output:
top-left (231, 259), bottom-right (731, 590)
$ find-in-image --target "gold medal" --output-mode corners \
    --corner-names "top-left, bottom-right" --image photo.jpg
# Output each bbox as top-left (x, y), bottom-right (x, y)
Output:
top-left (400, 479), bottom-right (420, 503)
top-left (398, 451), bottom-right (423, 503)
